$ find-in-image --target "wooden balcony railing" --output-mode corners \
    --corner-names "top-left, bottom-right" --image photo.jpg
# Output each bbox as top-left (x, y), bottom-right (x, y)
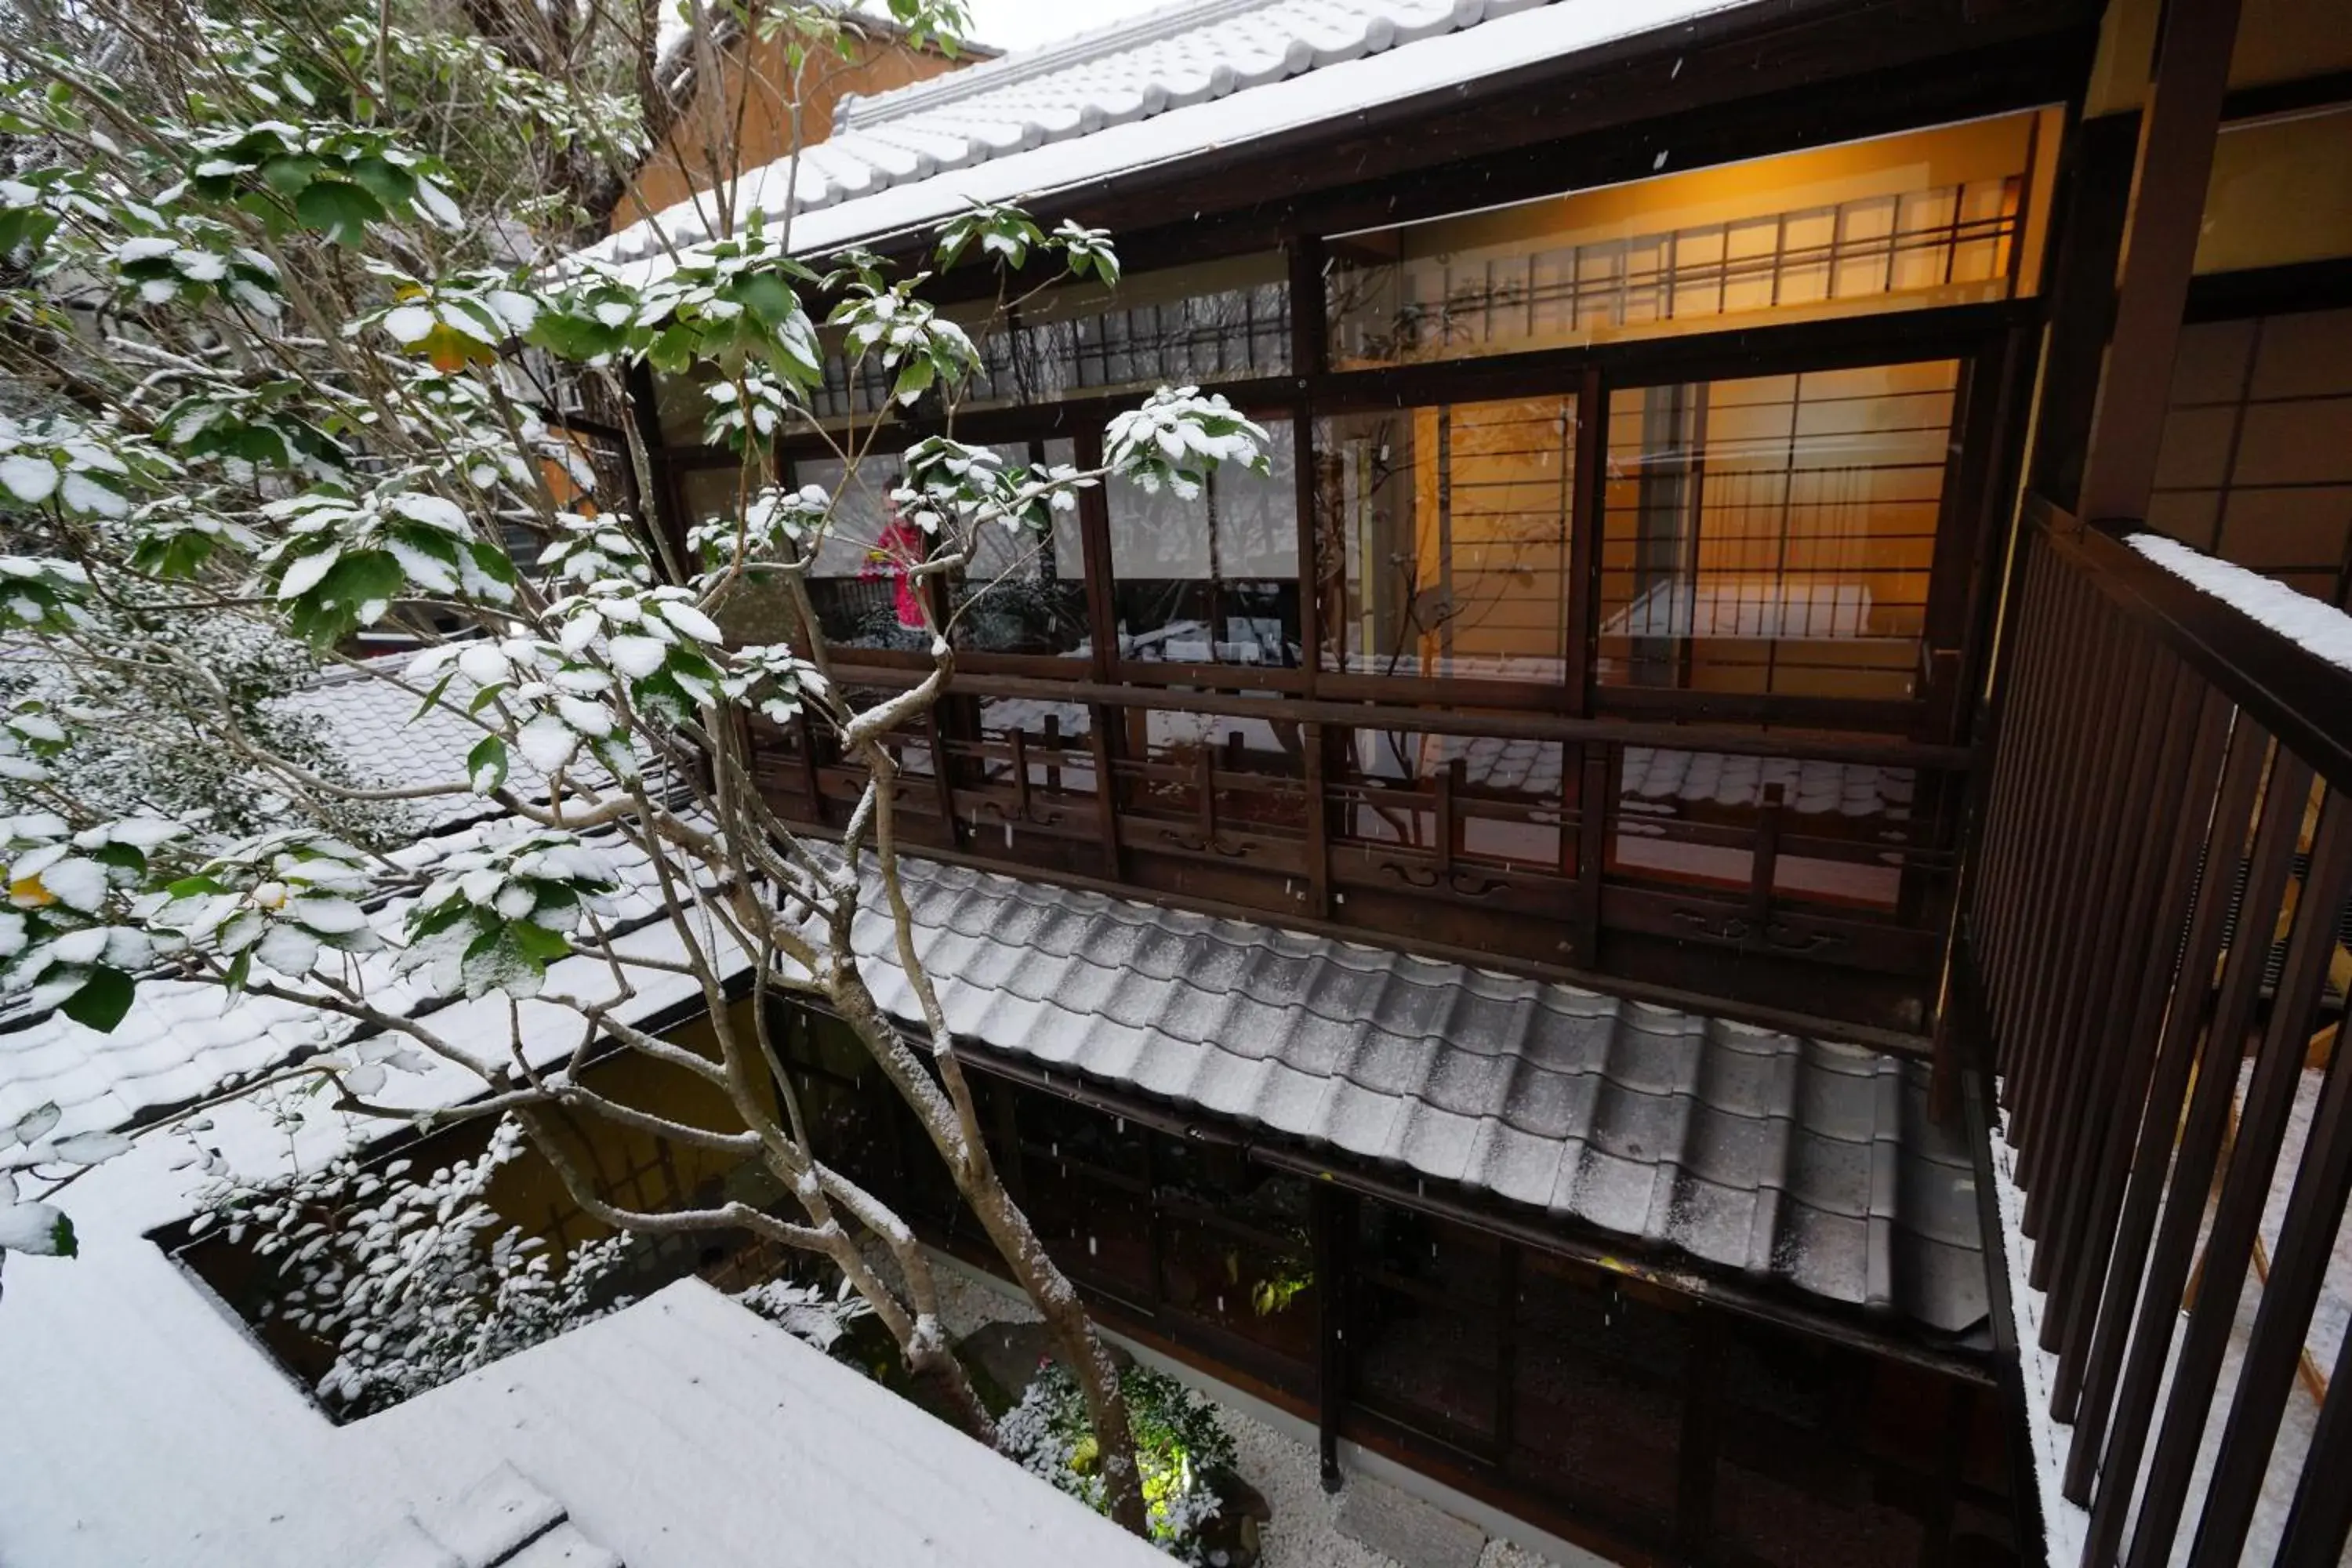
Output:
top-left (751, 677), bottom-right (1969, 1035)
top-left (1965, 499), bottom-right (2352, 1566)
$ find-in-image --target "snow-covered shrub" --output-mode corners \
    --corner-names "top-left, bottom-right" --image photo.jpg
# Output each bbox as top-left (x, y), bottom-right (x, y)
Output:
top-left (735, 1272), bottom-right (875, 1354)
top-left (997, 1361), bottom-right (1237, 1563)
top-left (198, 1114), bottom-right (632, 1415)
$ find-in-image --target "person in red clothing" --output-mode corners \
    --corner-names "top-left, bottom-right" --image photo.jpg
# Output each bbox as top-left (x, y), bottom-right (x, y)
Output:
top-left (861, 510), bottom-right (930, 631)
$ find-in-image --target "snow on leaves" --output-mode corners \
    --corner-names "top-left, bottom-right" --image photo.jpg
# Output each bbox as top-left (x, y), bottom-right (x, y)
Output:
top-left (564, 221), bottom-right (823, 387)
top-left (397, 829), bottom-right (618, 1000)
top-left (149, 829), bottom-right (383, 990)
top-left (735, 1273), bottom-right (873, 1352)
top-left (1, 811), bottom-right (182, 1029)
top-left (719, 643), bottom-right (826, 726)
top-left (536, 512), bottom-right (655, 588)
top-left (102, 216), bottom-right (284, 316)
top-left (201, 1115), bottom-right (631, 1413)
top-left (0, 557), bottom-right (93, 633)
top-left (260, 483), bottom-right (517, 644)
top-left (0, 416), bottom-right (162, 524)
top-left (932, 201), bottom-right (1045, 273)
top-left (0, 1100), bottom-right (137, 1264)
top-left (702, 369), bottom-right (797, 448)
top-left (359, 269), bottom-right (539, 373)
top-left (688, 484), bottom-right (828, 586)
top-left (0, 700), bottom-right (67, 785)
top-left (552, 581), bottom-right (725, 728)
top-left (185, 120), bottom-right (463, 249)
top-left (404, 635), bottom-right (621, 789)
top-left (1102, 387), bottom-right (1271, 501)
top-left (892, 436), bottom-right (1089, 540)
top-left (827, 278), bottom-right (977, 408)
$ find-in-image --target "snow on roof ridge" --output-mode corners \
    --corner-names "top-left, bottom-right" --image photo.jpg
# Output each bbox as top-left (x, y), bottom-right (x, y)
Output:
top-left (834, 0), bottom-right (1287, 133)
top-left (585, 0), bottom-right (1748, 279)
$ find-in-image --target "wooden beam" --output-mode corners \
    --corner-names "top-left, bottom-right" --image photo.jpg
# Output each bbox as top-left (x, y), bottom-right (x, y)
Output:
top-left (2077, 0), bottom-right (2246, 524)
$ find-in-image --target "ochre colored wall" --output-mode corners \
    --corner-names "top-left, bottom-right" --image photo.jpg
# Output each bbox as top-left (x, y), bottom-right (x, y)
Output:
top-left (2085, 0), bottom-right (2352, 117)
top-left (2195, 107), bottom-right (2352, 275)
top-left (612, 31), bottom-right (971, 234)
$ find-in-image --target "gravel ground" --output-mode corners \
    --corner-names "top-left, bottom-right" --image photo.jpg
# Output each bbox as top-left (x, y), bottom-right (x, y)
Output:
top-left (1221, 1403), bottom-right (1559, 1568)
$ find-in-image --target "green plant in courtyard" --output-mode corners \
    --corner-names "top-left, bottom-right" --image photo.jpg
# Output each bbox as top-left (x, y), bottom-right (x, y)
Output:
top-left (998, 1360), bottom-right (1237, 1563)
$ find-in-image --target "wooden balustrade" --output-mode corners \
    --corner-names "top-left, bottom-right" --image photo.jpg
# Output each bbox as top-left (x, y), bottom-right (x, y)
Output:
top-left (750, 680), bottom-right (1965, 1035)
top-left (1965, 500), bottom-right (2352, 1566)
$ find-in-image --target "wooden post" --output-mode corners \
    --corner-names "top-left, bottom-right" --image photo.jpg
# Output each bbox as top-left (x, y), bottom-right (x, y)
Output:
top-left (1750, 782), bottom-right (1787, 946)
top-left (1303, 720), bottom-right (1332, 919)
top-left (793, 710), bottom-right (825, 826)
top-left (1577, 746), bottom-right (1610, 964)
top-left (1075, 426), bottom-right (1120, 683)
top-left (1677, 1308), bottom-right (1726, 1560)
top-left (1312, 1181), bottom-right (1350, 1492)
top-left (1289, 236), bottom-right (1327, 697)
top-left (1564, 366), bottom-right (1605, 714)
top-left (624, 361), bottom-right (689, 583)
top-left (2077, 0), bottom-right (2245, 524)
top-left (1087, 704), bottom-right (1123, 880)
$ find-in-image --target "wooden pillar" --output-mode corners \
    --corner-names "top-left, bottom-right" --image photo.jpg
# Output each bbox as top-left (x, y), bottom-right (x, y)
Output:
top-left (1312, 1181), bottom-right (1352, 1491)
top-left (1677, 1308), bottom-right (1726, 1561)
top-left (1288, 235), bottom-right (1327, 695)
top-left (2077, 0), bottom-right (2245, 524)
top-left (2028, 114), bottom-right (2141, 512)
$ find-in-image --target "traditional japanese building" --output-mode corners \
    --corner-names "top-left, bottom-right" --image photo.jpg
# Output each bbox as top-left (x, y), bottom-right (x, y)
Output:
top-left (567, 0), bottom-right (2352, 1563)
top-left (4, 0), bottom-right (2346, 1565)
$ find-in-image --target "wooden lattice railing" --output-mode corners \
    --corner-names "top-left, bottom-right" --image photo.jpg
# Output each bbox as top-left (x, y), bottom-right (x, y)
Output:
top-left (1967, 500), bottom-right (2352, 1567)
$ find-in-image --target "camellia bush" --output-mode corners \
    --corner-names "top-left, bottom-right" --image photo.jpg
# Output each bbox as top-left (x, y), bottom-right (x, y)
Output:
top-left (998, 1361), bottom-right (1240, 1565)
top-left (195, 1112), bottom-right (637, 1415)
top-left (0, 0), bottom-right (1269, 1534)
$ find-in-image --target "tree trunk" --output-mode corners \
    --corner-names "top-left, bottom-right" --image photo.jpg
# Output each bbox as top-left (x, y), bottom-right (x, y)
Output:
top-left (960, 1160), bottom-right (1149, 1537)
top-left (826, 966), bottom-right (1150, 1537)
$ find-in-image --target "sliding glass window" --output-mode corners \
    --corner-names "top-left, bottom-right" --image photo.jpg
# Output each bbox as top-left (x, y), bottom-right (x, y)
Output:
top-left (1320, 395), bottom-right (1579, 683)
top-left (1598, 360), bottom-right (1958, 703)
top-left (1327, 110), bottom-right (2055, 366)
top-left (1107, 420), bottom-right (1300, 669)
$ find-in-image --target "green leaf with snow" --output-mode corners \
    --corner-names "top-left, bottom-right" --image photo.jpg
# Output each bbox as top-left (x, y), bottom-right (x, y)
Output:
top-left (58, 966), bottom-right (133, 1032)
top-left (0, 1201), bottom-right (74, 1257)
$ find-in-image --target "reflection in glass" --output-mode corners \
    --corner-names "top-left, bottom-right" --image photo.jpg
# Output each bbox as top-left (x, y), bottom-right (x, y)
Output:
top-left (1120, 704), bottom-right (1308, 834)
top-left (787, 451), bottom-right (922, 651)
top-left (1599, 361), bottom-right (1957, 702)
top-left (2149, 307), bottom-right (2352, 604)
top-left (1336, 728), bottom-right (1564, 868)
top-left (1609, 745), bottom-right (1913, 910)
top-left (1327, 113), bottom-right (2044, 366)
top-left (1109, 423), bottom-right (1299, 667)
top-left (949, 438), bottom-right (1091, 658)
top-left (1152, 1138), bottom-right (1316, 1370)
top-left (1352, 1201), bottom-right (1501, 1442)
top-left (975, 697), bottom-right (1095, 797)
top-left (1323, 397), bottom-right (1577, 681)
top-left (1508, 1253), bottom-right (1687, 1539)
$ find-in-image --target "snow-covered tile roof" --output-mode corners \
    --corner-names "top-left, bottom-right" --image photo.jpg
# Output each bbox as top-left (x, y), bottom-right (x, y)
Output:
top-left (283, 657), bottom-right (630, 833)
top-left (0, 822), bottom-right (679, 1143)
top-left (282, 662), bottom-right (529, 833)
top-left (823, 855), bottom-right (1988, 1336)
top-left (586, 0), bottom-right (1762, 274)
